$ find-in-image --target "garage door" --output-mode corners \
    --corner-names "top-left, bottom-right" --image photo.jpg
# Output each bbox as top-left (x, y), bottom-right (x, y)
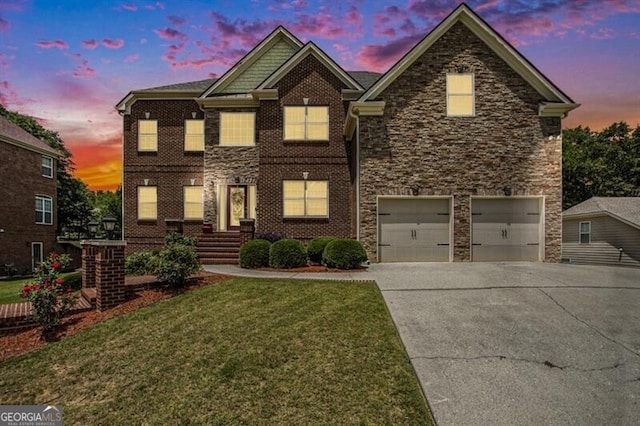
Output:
top-left (378, 198), bottom-right (450, 262)
top-left (472, 198), bottom-right (541, 261)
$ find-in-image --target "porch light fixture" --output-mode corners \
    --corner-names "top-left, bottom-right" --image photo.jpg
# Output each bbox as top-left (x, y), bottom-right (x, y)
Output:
top-left (144, 112), bottom-right (151, 119)
top-left (455, 65), bottom-right (467, 73)
top-left (102, 215), bottom-right (117, 240)
top-left (190, 178), bottom-right (196, 186)
top-left (503, 186), bottom-right (512, 196)
top-left (191, 111), bottom-right (197, 119)
top-left (411, 186), bottom-right (421, 196)
top-left (303, 98), bottom-right (309, 105)
top-left (87, 219), bottom-right (99, 238)
top-left (302, 171), bottom-right (309, 180)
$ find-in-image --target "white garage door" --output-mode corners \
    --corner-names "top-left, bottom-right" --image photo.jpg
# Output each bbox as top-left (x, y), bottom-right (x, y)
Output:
top-left (378, 198), bottom-right (450, 262)
top-left (472, 198), bottom-right (541, 261)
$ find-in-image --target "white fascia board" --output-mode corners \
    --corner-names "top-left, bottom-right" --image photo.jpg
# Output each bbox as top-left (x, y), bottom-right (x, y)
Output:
top-left (196, 96), bottom-right (260, 108)
top-left (344, 101), bottom-right (386, 140)
top-left (251, 89), bottom-right (279, 100)
top-left (539, 102), bottom-right (581, 117)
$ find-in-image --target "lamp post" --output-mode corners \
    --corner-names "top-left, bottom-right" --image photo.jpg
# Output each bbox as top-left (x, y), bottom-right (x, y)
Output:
top-left (102, 216), bottom-right (117, 240)
top-left (87, 220), bottom-right (99, 239)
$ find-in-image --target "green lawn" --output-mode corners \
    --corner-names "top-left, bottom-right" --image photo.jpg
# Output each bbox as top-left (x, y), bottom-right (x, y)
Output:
top-left (0, 272), bottom-right (82, 304)
top-left (0, 278), bottom-right (433, 425)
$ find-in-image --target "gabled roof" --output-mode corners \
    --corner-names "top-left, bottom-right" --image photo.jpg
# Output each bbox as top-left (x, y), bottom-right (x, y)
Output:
top-left (199, 26), bottom-right (303, 97)
top-left (348, 71), bottom-right (382, 91)
top-left (136, 78), bottom-right (217, 93)
top-left (359, 3), bottom-right (578, 112)
top-left (563, 197), bottom-right (640, 230)
top-left (115, 79), bottom-right (216, 114)
top-left (256, 41), bottom-right (364, 91)
top-left (0, 115), bottom-right (60, 157)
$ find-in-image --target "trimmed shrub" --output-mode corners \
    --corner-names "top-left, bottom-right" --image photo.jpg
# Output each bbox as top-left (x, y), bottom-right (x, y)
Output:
top-left (125, 250), bottom-right (157, 276)
top-left (255, 231), bottom-right (288, 244)
top-left (239, 239), bottom-right (271, 269)
top-left (307, 236), bottom-right (335, 264)
top-left (165, 231), bottom-right (197, 247)
top-left (269, 239), bottom-right (307, 269)
top-left (323, 238), bottom-right (368, 270)
top-left (155, 244), bottom-right (201, 287)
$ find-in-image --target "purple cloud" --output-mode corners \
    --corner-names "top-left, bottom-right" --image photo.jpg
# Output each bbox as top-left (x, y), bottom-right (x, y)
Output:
top-left (81, 39), bottom-right (98, 50)
top-left (168, 15), bottom-right (185, 26)
top-left (122, 3), bottom-right (137, 11)
top-left (154, 27), bottom-right (186, 40)
top-left (72, 59), bottom-right (96, 79)
top-left (124, 53), bottom-right (139, 63)
top-left (0, 16), bottom-right (9, 32)
top-left (35, 40), bottom-right (69, 49)
top-left (102, 38), bottom-right (125, 49)
top-left (356, 33), bottom-right (423, 72)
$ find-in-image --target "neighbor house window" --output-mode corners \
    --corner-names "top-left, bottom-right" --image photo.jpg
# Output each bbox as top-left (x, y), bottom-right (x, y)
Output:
top-left (184, 186), bottom-right (204, 220)
top-left (284, 106), bottom-right (329, 141)
top-left (184, 120), bottom-right (205, 151)
top-left (35, 195), bottom-right (53, 225)
top-left (579, 221), bottom-right (591, 244)
top-left (138, 120), bottom-right (158, 152)
top-left (283, 180), bottom-right (328, 217)
top-left (446, 73), bottom-right (474, 116)
top-left (138, 186), bottom-right (157, 220)
top-left (219, 112), bottom-right (255, 146)
top-left (41, 156), bottom-right (53, 178)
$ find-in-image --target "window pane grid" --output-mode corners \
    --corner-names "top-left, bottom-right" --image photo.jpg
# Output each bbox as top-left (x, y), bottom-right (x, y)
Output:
top-left (35, 196), bottom-right (52, 224)
top-left (184, 186), bottom-right (203, 220)
top-left (284, 106), bottom-right (329, 141)
top-left (41, 156), bottom-right (53, 177)
top-left (185, 120), bottom-right (204, 151)
top-left (138, 186), bottom-right (157, 220)
top-left (220, 113), bottom-right (255, 146)
top-left (283, 180), bottom-right (328, 217)
top-left (579, 221), bottom-right (590, 244)
top-left (447, 74), bottom-right (474, 116)
top-left (138, 120), bottom-right (158, 151)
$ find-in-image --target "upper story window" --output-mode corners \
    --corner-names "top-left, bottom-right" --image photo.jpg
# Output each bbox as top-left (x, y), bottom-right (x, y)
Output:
top-left (185, 119), bottom-right (205, 151)
top-left (284, 106), bottom-right (329, 141)
top-left (138, 120), bottom-right (158, 152)
top-left (41, 156), bottom-right (54, 178)
top-left (219, 112), bottom-right (255, 146)
top-left (35, 195), bottom-right (53, 225)
top-left (446, 73), bottom-right (475, 116)
top-left (579, 221), bottom-right (591, 244)
top-left (283, 180), bottom-right (328, 217)
top-left (184, 186), bottom-right (204, 220)
top-left (138, 186), bottom-right (157, 220)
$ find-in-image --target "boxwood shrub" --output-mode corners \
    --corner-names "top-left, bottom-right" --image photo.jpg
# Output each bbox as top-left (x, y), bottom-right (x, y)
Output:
top-left (307, 236), bottom-right (335, 264)
top-left (323, 238), bottom-right (368, 269)
top-left (269, 239), bottom-right (307, 269)
top-left (125, 250), bottom-right (156, 275)
top-left (239, 239), bottom-right (271, 269)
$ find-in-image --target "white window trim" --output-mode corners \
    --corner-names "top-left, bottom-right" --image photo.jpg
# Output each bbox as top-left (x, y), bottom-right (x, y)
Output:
top-left (35, 195), bottom-right (53, 225)
top-left (137, 186), bottom-right (158, 221)
top-left (183, 186), bottom-right (204, 220)
top-left (282, 180), bottom-right (329, 218)
top-left (219, 112), bottom-right (256, 147)
top-left (283, 106), bottom-right (330, 142)
top-left (138, 119), bottom-right (158, 152)
top-left (446, 73), bottom-right (475, 117)
top-left (184, 119), bottom-right (205, 151)
top-left (579, 221), bottom-right (591, 244)
top-left (42, 156), bottom-right (54, 178)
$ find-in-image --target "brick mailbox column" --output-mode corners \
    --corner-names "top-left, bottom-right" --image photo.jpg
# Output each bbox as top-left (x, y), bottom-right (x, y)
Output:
top-left (239, 219), bottom-right (255, 245)
top-left (90, 241), bottom-right (127, 311)
top-left (81, 243), bottom-right (98, 289)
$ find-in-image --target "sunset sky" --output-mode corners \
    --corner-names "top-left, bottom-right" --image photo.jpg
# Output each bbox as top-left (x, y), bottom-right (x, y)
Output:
top-left (1, 0), bottom-right (639, 191)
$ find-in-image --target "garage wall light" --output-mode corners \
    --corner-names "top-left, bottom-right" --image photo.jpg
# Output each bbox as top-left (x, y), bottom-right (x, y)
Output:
top-left (503, 186), bottom-right (512, 196)
top-left (411, 186), bottom-right (421, 196)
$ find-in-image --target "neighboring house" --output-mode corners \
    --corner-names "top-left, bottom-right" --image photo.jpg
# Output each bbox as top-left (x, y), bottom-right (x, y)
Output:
top-left (0, 116), bottom-right (60, 275)
top-left (562, 197), bottom-right (640, 267)
top-left (116, 4), bottom-right (578, 263)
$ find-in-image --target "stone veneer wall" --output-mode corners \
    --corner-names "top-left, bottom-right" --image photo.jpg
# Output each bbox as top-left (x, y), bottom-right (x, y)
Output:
top-left (358, 22), bottom-right (562, 262)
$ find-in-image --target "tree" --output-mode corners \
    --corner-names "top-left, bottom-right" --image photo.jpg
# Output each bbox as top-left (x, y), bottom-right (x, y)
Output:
top-left (563, 122), bottom-right (640, 209)
top-left (0, 105), bottom-right (93, 235)
top-left (90, 187), bottom-right (122, 239)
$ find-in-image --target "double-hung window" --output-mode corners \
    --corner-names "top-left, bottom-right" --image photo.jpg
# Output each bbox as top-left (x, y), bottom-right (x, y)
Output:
top-left (184, 186), bottom-right (204, 220)
top-left (579, 221), bottom-right (591, 244)
top-left (284, 106), bottom-right (329, 141)
top-left (138, 186), bottom-right (157, 220)
top-left (35, 195), bottom-right (53, 225)
top-left (41, 156), bottom-right (54, 178)
top-left (446, 73), bottom-right (475, 116)
top-left (283, 180), bottom-right (328, 217)
top-left (219, 112), bottom-right (255, 146)
top-left (185, 120), bottom-right (205, 151)
top-left (138, 120), bottom-right (158, 152)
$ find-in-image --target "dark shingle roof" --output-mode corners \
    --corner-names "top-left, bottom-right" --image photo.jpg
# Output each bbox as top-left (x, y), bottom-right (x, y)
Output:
top-left (348, 71), bottom-right (381, 90)
top-left (563, 197), bottom-right (640, 227)
top-left (0, 116), bottom-right (60, 156)
top-left (136, 78), bottom-right (218, 93)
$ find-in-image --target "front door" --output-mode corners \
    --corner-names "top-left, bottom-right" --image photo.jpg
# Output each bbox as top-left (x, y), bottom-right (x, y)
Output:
top-left (227, 185), bottom-right (247, 230)
top-left (31, 242), bottom-right (43, 272)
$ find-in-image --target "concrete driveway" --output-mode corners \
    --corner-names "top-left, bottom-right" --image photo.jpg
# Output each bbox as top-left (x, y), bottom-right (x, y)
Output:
top-left (370, 262), bottom-right (640, 425)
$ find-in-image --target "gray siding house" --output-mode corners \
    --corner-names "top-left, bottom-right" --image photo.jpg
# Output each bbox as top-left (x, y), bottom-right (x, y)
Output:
top-left (562, 197), bottom-right (640, 267)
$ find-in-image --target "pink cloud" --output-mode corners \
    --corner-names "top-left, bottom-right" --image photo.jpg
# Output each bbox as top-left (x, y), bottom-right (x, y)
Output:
top-left (81, 39), bottom-right (98, 50)
top-left (0, 16), bottom-right (9, 32)
top-left (35, 40), bottom-right (69, 49)
top-left (0, 80), bottom-right (19, 106)
top-left (122, 3), bottom-right (137, 11)
top-left (124, 53), bottom-right (139, 63)
top-left (154, 27), bottom-right (186, 40)
top-left (171, 56), bottom-right (218, 70)
top-left (356, 33), bottom-right (423, 72)
top-left (72, 59), bottom-right (96, 79)
top-left (590, 28), bottom-right (614, 40)
top-left (102, 38), bottom-right (124, 49)
top-left (168, 15), bottom-right (185, 26)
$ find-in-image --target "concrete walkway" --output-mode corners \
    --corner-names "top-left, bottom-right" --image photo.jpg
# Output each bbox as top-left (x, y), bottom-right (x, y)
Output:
top-left (204, 262), bottom-right (640, 426)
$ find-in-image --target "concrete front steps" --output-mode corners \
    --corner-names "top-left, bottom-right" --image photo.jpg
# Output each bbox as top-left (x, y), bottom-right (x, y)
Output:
top-left (196, 232), bottom-right (241, 265)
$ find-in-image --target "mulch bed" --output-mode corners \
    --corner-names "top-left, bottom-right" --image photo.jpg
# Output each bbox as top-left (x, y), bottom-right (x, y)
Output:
top-left (257, 265), bottom-right (368, 273)
top-left (0, 274), bottom-right (230, 362)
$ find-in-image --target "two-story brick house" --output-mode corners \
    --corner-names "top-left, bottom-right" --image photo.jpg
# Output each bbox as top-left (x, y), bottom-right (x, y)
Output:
top-left (117, 4), bottom-right (578, 262)
top-left (0, 116), bottom-right (60, 274)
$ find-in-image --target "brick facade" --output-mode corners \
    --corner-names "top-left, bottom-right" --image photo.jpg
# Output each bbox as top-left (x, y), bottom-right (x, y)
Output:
top-left (0, 141), bottom-right (57, 274)
top-left (123, 99), bottom-right (204, 254)
top-left (358, 22), bottom-right (562, 261)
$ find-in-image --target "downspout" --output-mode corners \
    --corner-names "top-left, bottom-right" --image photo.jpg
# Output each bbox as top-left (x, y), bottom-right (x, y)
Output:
top-left (348, 105), bottom-right (360, 241)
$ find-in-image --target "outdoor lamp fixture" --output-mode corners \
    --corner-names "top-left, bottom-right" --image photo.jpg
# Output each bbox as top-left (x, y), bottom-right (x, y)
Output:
top-left (503, 186), bottom-right (512, 196)
top-left (455, 64), bottom-right (467, 73)
top-left (411, 186), bottom-right (421, 196)
top-left (102, 215), bottom-right (117, 240)
top-left (87, 220), bottom-right (99, 238)
top-left (302, 171), bottom-right (309, 180)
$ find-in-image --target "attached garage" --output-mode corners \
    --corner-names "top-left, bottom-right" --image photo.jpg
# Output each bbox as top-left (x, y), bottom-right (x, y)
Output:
top-left (378, 197), bottom-right (451, 262)
top-left (471, 198), bottom-right (542, 261)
